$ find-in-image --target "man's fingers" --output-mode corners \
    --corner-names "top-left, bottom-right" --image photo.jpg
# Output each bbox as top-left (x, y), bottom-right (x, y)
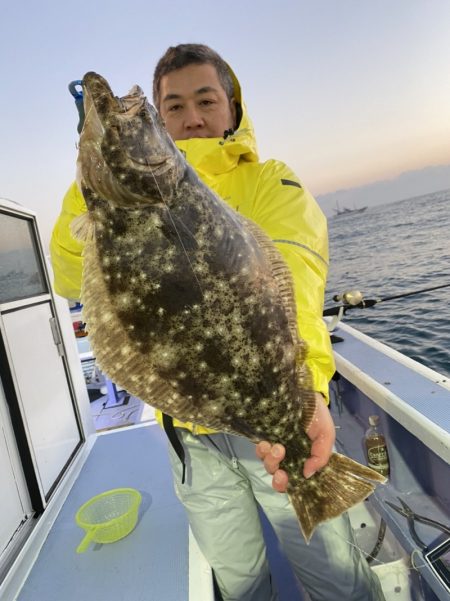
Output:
top-left (273, 469), bottom-right (288, 492)
top-left (263, 443), bottom-right (285, 474)
top-left (303, 455), bottom-right (324, 479)
top-left (256, 442), bottom-right (285, 467)
top-left (255, 440), bottom-right (271, 460)
top-left (303, 433), bottom-right (334, 478)
top-left (303, 393), bottom-right (336, 479)
top-left (256, 442), bottom-right (288, 491)
top-left (258, 395), bottom-right (336, 484)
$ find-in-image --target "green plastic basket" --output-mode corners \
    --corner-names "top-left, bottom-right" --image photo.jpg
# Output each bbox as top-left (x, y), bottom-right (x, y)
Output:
top-left (75, 488), bottom-right (142, 553)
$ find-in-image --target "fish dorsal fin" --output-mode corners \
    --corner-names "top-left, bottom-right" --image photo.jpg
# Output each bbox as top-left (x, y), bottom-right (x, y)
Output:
top-left (242, 216), bottom-right (316, 428)
top-left (242, 216), bottom-right (298, 344)
top-left (70, 212), bottom-right (95, 243)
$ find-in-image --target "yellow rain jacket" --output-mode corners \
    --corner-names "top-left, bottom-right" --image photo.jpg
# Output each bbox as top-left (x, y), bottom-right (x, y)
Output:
top-left (50, 76), bottom-right (335, 434)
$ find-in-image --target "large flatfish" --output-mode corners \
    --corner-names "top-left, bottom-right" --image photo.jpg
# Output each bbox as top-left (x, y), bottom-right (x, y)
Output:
top-left (72, 72), bottom-right (385, 541)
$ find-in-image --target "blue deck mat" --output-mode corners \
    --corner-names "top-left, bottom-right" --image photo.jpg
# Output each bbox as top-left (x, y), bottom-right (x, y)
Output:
top-left (18, 425), bottom-right (189, 601)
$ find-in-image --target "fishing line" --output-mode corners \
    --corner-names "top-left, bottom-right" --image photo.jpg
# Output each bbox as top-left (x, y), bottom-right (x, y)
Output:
top-left (74, 101), bottom-right (95, 151)
top-left (376, 282), bottom-right (450, 303)
top-left (151, 173), bottom-right (205, 299)
top-left (138, 137), bottom-right (206, 300)
top-left (332, 520), bottom-right (439, 573)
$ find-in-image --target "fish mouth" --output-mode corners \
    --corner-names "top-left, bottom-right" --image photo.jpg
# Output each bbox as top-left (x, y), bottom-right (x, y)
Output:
top-left (125, 152), bottom-right (172, 174)
top-left (79, 72), bottom-right (184, 205)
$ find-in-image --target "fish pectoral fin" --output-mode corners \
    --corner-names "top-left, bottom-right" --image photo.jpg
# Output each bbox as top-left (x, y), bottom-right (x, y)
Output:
top-left (288, 453), bottom-right (386, 542)
top-left (70, 211), bottom-right (95, 243)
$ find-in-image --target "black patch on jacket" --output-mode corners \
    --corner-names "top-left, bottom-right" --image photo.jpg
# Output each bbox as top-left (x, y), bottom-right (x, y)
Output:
top-left (281, 178), bottom-right (302, 189)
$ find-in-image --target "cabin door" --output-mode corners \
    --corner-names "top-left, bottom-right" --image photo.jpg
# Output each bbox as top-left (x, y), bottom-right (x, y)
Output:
top-left (1, 302), bottom-right (82, 498)
top-left (0, 377), bottom-right (33, 562)
top-left (0, 205), bottom-right (83, 570)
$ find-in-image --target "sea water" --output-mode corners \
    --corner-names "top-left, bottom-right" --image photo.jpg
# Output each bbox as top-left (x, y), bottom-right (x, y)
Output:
top-left (326, 188), bottom-right (450, 378)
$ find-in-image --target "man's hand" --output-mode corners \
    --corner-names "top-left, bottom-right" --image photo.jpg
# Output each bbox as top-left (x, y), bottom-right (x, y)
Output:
top-left (255, 392), bottom-right (336, 492)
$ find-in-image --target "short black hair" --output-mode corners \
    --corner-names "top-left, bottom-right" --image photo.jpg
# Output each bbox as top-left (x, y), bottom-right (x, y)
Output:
top-left (153, 43), bottom-right (235, 111)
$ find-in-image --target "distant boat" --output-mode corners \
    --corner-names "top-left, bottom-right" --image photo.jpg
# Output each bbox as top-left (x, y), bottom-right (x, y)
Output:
top-left (333, 202), bottom-right (367, 217)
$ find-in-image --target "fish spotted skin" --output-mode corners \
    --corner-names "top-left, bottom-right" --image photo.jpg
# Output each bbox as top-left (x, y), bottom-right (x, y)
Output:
top-left (75, 72), bottom-right (385, 541)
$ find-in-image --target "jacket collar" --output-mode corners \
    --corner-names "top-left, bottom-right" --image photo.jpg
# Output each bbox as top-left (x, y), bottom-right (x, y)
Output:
top-left (174, 67), bottom-right (259, 178)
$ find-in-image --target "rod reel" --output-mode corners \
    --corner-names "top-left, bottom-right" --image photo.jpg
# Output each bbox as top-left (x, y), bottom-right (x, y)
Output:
top-left (324, 282), bottom-right (450, 331)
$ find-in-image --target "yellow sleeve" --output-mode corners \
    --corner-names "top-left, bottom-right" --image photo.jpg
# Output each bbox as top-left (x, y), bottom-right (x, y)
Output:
top-left (250, 160), bottom-right (335, 402)
top-left (49, 182), bottom-right (87, 300)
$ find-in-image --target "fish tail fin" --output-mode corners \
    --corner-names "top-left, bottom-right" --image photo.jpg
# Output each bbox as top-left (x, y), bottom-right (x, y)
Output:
top-left (288, 453), bottom-right (386, 542)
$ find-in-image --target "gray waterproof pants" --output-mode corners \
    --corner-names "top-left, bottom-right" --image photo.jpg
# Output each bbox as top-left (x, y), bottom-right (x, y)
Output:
top-left (167, 430), bottom-right (385, 601)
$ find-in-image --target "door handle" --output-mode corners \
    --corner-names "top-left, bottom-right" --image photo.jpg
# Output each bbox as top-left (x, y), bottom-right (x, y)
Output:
top-left (49, 317), bottom-right (64, 357)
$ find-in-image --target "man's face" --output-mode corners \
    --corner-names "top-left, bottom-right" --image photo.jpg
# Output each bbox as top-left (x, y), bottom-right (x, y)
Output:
top-left (158, 63), bottom-right (236, 141)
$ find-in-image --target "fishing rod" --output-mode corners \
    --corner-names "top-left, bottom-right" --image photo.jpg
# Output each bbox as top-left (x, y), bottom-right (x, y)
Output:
top-left (323, 282), bottom-right (450, 317)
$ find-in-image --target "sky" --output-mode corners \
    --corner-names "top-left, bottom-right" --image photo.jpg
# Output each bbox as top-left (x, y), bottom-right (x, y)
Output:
top-left (1, 0), bottom-right (450, 249)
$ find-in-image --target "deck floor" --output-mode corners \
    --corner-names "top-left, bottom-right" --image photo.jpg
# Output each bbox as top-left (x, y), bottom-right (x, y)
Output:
top-left (17, 425), bottom-right (189, 601)
top-left (19, 380), bottom-right (420, 601)
top-left (89, 391), bottom-right (156, 432)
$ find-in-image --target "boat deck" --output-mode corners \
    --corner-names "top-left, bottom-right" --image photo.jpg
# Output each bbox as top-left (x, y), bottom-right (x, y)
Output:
top-left (13, 422), bottom-right (308, 601)
top-left (330, 321), bottom-right (450, 601)
top-left (7, 321), bottom-right (450, 601)
top-left (331, 321), bottom-right (450, 463)
top-left (17, 425), bottom-right (193, 601)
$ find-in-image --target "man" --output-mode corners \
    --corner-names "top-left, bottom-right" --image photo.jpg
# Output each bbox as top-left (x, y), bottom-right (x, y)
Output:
top-left (50, 44), bottom-right (384, 601)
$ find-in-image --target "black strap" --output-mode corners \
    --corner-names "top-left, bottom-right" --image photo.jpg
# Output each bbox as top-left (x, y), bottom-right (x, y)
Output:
top-left (281, 178), bottom-right (302, 189)
top-left (162, 413), bottom-right (186, 484)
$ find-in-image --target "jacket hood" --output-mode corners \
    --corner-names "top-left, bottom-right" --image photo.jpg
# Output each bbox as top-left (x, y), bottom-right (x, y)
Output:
top-left (175, 63), bottom-right (259, 177)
